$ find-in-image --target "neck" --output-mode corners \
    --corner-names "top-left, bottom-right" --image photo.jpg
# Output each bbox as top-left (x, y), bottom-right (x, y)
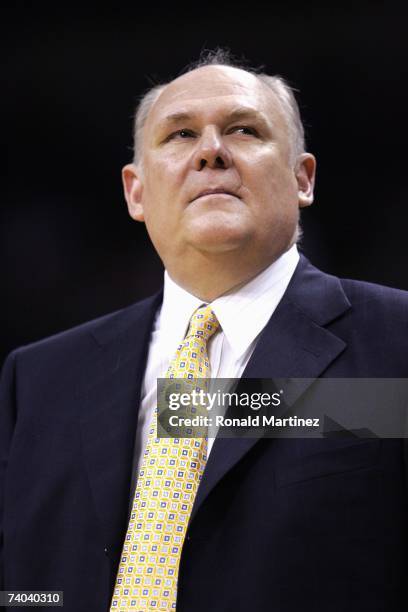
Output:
top-left (165, 249), bottom-right (287, 302)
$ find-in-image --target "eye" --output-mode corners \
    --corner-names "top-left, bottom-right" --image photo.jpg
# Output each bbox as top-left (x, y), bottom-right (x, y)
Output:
top-left (229, 125), bottom-right (259, 137)
top-left (166, 129), bottom-right (196, 141)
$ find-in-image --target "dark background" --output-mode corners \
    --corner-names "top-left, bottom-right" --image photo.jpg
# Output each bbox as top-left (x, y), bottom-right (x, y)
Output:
top-left (2, 3), bottom-right (407, 363)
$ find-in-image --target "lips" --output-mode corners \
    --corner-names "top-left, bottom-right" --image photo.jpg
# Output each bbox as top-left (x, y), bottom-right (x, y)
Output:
top-left (192, 188), bottom-right (238, 202)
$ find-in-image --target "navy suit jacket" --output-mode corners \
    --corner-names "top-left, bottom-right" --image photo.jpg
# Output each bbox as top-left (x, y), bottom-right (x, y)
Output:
top-left (1, 255), bottom-right (408, 611)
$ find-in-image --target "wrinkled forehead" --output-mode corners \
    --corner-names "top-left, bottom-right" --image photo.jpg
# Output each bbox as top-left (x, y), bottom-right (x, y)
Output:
top-left (144, 65), bottom-right (287, 133)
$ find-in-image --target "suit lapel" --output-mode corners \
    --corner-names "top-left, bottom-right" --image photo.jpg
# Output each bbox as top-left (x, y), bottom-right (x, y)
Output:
top-left (78, 293), bottom-right (162, 561)
top-left (191, 256), bottom-right (351, 521)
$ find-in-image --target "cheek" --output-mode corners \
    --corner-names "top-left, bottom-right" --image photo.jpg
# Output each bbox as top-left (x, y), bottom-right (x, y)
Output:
top-left (247, 168), bottom-right (298, 208)
top-left (146, 148), bottom-right (188, 174)
top-left (244, 164), bottom-right (299, 232)
top-left (264, 158), bottom-right (298, 197)
top-left (238, 147), bottom-right (293, 186)
top-left (143, 161), bottom-right (184, 203)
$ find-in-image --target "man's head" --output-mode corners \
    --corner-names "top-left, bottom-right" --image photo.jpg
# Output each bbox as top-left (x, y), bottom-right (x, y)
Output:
top-left (123, 50), bottom-right (316, 300)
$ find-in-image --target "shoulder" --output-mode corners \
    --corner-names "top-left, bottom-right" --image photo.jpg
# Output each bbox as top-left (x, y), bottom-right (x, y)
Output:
top-left (340, 276), bottom-right (408, 306)
top-left (295, 254), bottom-right (408, 316)
top-left (288, 254), bottom-right (408, 326)
top-left (1, 292), bottom-right (162, 374)
top-left (339, 277), bottom-right (408, 324)
top-left (290, 257), bottom-right (408, 374)
top-left (291, 255), bottom-right (408, 349)
top-left (330, 273), bottom-right (408, 365)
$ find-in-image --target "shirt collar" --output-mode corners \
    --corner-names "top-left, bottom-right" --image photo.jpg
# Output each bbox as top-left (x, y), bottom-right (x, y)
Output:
top-left (155, 272), bottom-right (204, 352)
top-left (157, 245), bottom-right (300, 358)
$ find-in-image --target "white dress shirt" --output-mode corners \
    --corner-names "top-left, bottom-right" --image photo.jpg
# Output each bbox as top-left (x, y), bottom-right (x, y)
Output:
top-left (128, 245), bottom-right (300, 498)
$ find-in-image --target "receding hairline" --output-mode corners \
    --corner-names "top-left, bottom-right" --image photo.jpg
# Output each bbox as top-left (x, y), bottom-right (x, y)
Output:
top-left (155, 63), bottom-right (265, 97)
top-left (147, 64), bottom-right (283, 119)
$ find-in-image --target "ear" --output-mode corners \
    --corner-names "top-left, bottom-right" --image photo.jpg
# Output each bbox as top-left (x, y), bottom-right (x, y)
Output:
top-left (122, 163), bottom-right (145, 222)
top-left (295, 153), bottom-right (316, 208)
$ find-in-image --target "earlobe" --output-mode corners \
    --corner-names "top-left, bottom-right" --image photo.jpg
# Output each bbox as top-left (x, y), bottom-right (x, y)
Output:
top-left (296, 153), bottom-right (316, 208)
top-left (122, 163), bottom-right (145, 222)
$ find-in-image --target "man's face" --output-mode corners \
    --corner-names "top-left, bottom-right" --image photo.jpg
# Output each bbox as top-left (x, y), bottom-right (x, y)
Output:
top-left (124, 65), bottom-right (315, 277)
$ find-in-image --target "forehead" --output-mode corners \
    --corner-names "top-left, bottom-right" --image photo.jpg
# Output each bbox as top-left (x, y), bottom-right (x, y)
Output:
top-left (145, 65), bottom-right (286, 131)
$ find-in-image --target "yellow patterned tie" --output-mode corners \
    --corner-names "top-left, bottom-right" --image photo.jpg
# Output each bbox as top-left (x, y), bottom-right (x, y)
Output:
top-left (110, 304), bottom-right (219, 611)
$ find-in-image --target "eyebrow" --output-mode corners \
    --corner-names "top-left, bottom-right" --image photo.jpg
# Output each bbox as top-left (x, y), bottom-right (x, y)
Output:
top-left (159, 106), bottom-right (270, 129)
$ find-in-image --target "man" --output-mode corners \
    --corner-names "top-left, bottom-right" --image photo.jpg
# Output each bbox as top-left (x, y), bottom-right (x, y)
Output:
top-left (1, 49), bottom-right (408, 611)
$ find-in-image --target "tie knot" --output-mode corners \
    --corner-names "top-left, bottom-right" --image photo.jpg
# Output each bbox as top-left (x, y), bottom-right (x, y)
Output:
top-left (187, 304), bottom-right (220, 342)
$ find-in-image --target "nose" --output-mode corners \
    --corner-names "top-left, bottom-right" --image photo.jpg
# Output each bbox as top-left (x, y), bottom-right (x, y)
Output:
top-left (192, 127), bottom-right (232, 171)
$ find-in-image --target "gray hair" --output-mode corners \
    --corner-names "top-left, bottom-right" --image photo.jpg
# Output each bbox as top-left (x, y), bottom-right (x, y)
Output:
top-left (132, 48), bottom-right (306, 167)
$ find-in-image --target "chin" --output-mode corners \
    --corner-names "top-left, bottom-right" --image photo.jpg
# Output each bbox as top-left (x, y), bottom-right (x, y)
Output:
top-left (186, 227), bottom-right (251, 254)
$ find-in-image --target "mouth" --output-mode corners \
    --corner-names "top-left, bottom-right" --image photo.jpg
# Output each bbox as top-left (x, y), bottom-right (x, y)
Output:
top-left (191, 188), bottom-right (239, 203)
